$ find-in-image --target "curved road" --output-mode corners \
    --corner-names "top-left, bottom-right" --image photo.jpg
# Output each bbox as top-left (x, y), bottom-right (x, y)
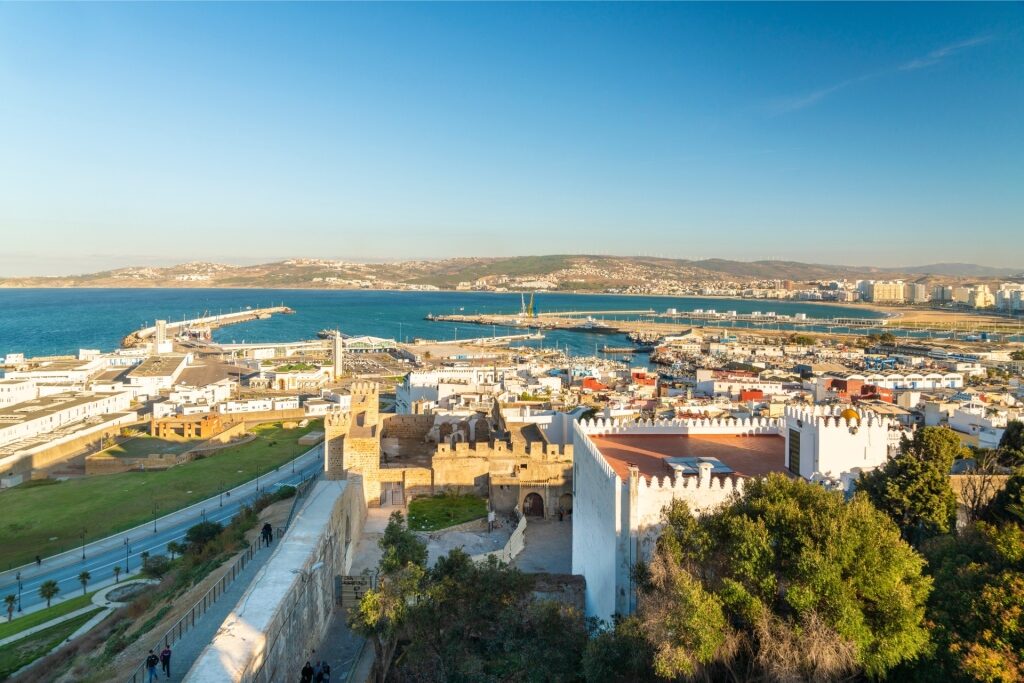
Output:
top-left (0, 445), bottom-right (323, 615)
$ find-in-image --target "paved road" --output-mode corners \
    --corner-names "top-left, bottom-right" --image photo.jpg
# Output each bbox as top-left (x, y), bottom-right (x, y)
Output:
top-left (0, 445), bottom-right (323, 614)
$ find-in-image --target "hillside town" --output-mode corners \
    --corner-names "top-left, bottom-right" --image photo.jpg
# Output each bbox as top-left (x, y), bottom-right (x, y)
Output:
top-left (2, 302), bottom-right (1023, 681)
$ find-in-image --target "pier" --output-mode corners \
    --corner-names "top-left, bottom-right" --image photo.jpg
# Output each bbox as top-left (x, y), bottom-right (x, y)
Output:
top-left (426, 308), bottom-right (1024, 341)
top-left (121, 306), bottom-right (294, 347)
top-left (423, 332), bottom-right (545, 346)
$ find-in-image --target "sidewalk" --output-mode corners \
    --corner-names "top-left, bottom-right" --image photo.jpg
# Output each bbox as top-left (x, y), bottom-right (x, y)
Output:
top-left (157, 542), bottom-right (276, 683)
top-left (310, 607), bottom-right (365, 683)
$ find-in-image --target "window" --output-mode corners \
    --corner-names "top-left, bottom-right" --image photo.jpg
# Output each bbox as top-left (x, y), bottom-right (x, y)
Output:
top-left (788, 428), bottom-right (801, 475)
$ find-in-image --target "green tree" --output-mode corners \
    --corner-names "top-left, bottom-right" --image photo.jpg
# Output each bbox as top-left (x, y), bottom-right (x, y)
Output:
top-left (582, 616), bottom-right (655, 683)
top-left (38, 579), bottom-right (59, 608)
top-left (997, 420), bottom-right (1024, 466)
top-left (858, 426), bottom-right (963, 544)
top-left (615, 476), bottom-right (931, 680)
top-left (4, 594), bottom-right (14, 623)
top-left (142, 554), bottom-right (172, 579)
top-left (909, 521), bottom-right (1024, 682)
top-left (983, 467), bottom-right (1024, 525)
top-left (880, 331), bottom-right (897, 344)
top-left (351, 563), bottom-right (424, 683)
top-left (1010, 350), bottom-right (1024, 361)
top-left (350, 511), bottom-right (427, 683)
top-left (185, 520), bottom-right (224, 551)
top-left (378, 511), bottom-right (427, 574)
top-left (397, 549), bottom-right (588, 681)
top-left (78, 570), bottom-right (90, 596)
top-left (166, 541), bottom-right (184, 560)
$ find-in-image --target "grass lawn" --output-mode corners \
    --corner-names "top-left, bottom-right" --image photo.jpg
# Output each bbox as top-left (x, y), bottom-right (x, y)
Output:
top-left (103, 437), bottom-right (198, 459)
top-left (0, 608), bottom-right (103, 680)
top-left (0, 592), bottom-right (95, 641)
top-left (408, 493), bottom-right (487, 532)
top-left (0, 420), bottom-right (321, 570)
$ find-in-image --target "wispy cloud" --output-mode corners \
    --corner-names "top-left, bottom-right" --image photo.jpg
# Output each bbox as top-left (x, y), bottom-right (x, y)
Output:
top-left (769, 35), bottom-right (993, 114)
top-left (898, 35), bottom-right (993, 71)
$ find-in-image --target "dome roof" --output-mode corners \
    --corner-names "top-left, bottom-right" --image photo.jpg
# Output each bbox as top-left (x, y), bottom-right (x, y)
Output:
top-left (839, 408), bottom-right (861, 424)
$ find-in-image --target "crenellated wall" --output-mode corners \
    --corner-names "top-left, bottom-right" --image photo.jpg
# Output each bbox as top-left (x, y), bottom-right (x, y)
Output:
top-left (577, 415), bottom-right (783, 437)
top-left (782, 405), bottom-right (905, 483)
top-left (572, 418), bottom-right (756, 621)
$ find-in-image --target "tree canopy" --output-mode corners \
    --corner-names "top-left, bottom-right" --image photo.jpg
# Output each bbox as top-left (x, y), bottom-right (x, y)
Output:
top-left (612, 475), bottom-right (931, 681)
top-left (858, 426), bottom-right (963, 544)
top-left (997, 420), bottom-right (1024, 466)
top-left (351, 511), bottom-right (588, 683)
top-left (910, 521), bottom-right (1024, 682)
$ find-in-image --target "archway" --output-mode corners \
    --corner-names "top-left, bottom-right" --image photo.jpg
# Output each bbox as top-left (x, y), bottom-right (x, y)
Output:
top-left (523, 492), bottom-right (544, 517)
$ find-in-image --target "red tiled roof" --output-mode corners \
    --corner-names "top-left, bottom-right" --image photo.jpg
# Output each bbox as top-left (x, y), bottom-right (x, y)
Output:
top-left (589, 433), bottom-right (787, 481)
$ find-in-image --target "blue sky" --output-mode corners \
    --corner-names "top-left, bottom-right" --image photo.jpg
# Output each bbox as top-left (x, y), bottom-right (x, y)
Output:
top-left (0, 2), bottom-right (1021, 275)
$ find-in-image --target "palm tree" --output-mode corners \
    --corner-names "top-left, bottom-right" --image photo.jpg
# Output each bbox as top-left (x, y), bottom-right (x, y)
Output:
top-left (4, 594), bottom-right (14, 622)
top-left (39, 580), bottom-right (59, 608)
top-left (78, 571), bottom-right (91, 596)
top-left (113, 565), bottom-right (122, 583)
top-left (167, 541), bottom-right (183, 560)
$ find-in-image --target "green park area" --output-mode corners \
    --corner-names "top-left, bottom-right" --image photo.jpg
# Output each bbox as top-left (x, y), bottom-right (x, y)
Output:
top-left (407, 492), bottom-right (487, 532)
top-left (0, 608), bottom-right (104, 680)
top-left (102, 436), bottom-right (199, 459)
top-left (0, 420), bottom-right (322, 570)
top-left (0, 592), bottom-right (96, 641)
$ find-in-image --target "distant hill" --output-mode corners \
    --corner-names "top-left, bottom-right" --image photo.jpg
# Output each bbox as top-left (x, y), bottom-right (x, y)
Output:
top-left (0, 255), bottom-right (1018, 291)
top-left (890, 263), bottom-right (1024, 278)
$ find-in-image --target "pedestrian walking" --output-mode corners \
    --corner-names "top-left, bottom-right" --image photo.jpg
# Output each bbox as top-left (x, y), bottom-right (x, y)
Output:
top-left (145, 650), bottom-right (160, 683)
top-left (261, 522), bottom-right (273, 546)
top-left (321, 660), bottom-right (331, 682)
top-left (35, 555), bottom-right (41, 567)
top-left (313, 660), bottom-right (323, 682)
top-left (160, 645), bottom-right (172, 678)
top-left (487, 509), bottom-right (496, 532)
top-left (300, 660), bottom-right (314, 683)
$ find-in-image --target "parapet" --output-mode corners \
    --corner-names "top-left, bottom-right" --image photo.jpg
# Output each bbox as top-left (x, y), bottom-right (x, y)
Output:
top-left (578, 415), bottom-right (783, 437)
top-left (783, 405), bottom-right (896, 431)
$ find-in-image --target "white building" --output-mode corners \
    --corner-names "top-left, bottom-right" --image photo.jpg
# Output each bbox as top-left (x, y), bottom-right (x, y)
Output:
top-left (996, 283), bottom-right (1024, 313)
top-left (782, 406), bottom-right (903, 490)
top-left (571, 416), bottom-right (785, 621)
top-left (0, 391), bottom-right (132, 448)
top-left (396, 366), bottom-right (517, 414)
top-left (4, 357), bottom-right (105, 388)
top-left (126, 354), bottom-right (191, 396)
top-left (0, 379), bottom-right (37, 408)
top-left (218, 397), bottom-right (299, 414)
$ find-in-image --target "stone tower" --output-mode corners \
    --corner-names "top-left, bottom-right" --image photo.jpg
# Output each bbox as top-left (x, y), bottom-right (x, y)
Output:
top-left (322, 382), bottom-right (382, 481)
top-left (323, 410), bottom-right (347, 480)
top-left (349, 382), bottom-right (379, 428)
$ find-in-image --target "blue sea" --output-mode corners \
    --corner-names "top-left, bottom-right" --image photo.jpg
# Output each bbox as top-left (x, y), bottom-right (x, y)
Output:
top-left (0, 288), bottom-right (887, 360)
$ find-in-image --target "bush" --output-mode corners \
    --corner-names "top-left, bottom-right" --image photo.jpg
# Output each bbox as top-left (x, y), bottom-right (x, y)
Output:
top-left (142, 554), bottom-right (172, 579)
top-left (185, 521), bottom-right (224, 551)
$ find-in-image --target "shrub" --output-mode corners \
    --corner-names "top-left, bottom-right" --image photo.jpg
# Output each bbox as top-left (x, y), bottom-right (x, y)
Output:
top-left (185, 521), bottom-right (224, 551)
top-left (142, 554), bottom-right (172, 579)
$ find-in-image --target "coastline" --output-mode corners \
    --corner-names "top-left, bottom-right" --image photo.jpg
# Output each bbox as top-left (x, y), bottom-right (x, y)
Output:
top-left (1, 284), bottom-right (1014, 327)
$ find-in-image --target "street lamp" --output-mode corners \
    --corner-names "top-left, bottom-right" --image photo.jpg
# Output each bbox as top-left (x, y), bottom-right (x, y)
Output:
top-left (219, 481), bottom-right (225, 508)
top-left (16, 572), bottom-right (22, 613)
top-left (80, 528), bottom-right (87, 561)
top-left (123, 537), bottom-right (130, 573)
top-left (152, 505), bottom-right (159, 533)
